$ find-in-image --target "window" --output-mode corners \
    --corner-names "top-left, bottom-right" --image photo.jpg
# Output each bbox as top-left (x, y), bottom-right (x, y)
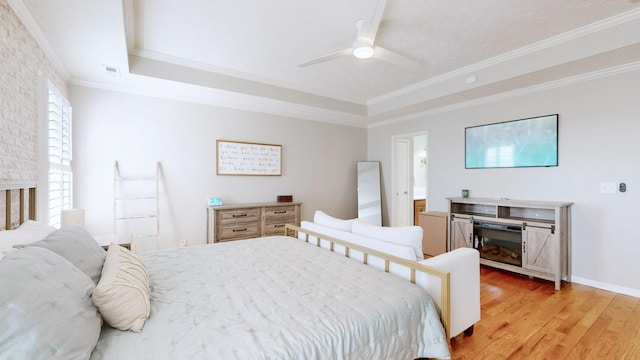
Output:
top-left (47, 83), bottom-right (72, 228)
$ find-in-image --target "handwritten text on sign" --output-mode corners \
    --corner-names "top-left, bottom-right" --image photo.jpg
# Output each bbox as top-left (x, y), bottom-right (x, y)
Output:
top-left (217, 140), bottom-right (282, 176)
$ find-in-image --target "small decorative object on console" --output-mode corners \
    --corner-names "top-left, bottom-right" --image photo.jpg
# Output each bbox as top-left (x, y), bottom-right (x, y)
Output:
top-left (208, 196), bottom-right (223, 206)
top-left (277, 195), bottom-right (293, 203)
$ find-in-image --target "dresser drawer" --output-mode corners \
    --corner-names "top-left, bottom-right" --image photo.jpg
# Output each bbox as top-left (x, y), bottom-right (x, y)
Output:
top-left (264, 206), bottom-right (296, 224)
top-left (217, 208), bottom-right (260, 224)
top-left (263, 223), bottom-right (289, 236)
top-left (217, 223), bottom-right (260, 241)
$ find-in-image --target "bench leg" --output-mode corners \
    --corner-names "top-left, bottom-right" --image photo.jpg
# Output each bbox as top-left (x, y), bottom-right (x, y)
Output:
top-left (463, 324), bottom-right (475, 336)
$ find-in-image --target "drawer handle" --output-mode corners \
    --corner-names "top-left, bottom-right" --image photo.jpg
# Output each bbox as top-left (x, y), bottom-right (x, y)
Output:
top-left (274, 210), bottom-right (287, 214)
top-left (232, 214), bottom-right (247, 218)
top-left (274, 224), bottom-right (285, 228)
top-left (232, 228), bottom-right (248, 232)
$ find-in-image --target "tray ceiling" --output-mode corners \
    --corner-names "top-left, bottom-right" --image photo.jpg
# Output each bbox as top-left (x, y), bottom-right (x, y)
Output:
top-left (14, 0), bottom-right (640, 127)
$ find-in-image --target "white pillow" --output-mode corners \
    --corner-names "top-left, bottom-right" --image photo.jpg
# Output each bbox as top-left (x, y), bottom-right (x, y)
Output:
top-left (0, 221), bottom-right (56, 258)
top-left (300, 221), bottom-right (416, 261)
top-left (92, 243), bottom-right (151, 332)
top-left (352, 220), bottom-right (424, 261)
top-left (17, 220), bottom-right (57, 233)
top-left (313, 210), bottom-right (354, 232)
top-left (300, 221), bottom-right (417, 279)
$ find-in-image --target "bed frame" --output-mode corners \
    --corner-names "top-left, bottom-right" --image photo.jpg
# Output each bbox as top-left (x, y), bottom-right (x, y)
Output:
top-left (1, 181), bottom-right (453, 345)
top-left (285, 224), bottom-right (452, 341)
top-left (1, 181), bottom-right (37, 230)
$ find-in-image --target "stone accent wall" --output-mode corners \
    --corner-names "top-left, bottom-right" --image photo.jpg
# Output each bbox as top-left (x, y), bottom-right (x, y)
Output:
top-left (0, 0), bottom-right (67, 182)
top-left (0, 0), bottom-right (67, 228)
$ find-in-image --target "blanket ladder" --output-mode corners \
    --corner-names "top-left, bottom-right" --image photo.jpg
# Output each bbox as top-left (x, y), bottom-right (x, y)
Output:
top-left (113, 161), bottom-right (160, 250)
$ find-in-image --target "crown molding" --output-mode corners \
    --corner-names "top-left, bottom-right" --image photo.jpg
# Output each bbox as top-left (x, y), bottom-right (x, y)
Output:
top-left (368, 61), bottom-right (640, 129)
top-left (7, 0), bottom-right (71, 82)
top-left (70, 60), bottom-right (640, 130)
top-left (69, 78), bottom-right (369, 128)
top-left (131, 48), bottom-right (366, 106)
top-left (368, 7), bottom-right (640, 106)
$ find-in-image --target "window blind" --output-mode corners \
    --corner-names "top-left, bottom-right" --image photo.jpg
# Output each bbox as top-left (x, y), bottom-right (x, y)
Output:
top-left (47, 84), bottom-right (72, 228)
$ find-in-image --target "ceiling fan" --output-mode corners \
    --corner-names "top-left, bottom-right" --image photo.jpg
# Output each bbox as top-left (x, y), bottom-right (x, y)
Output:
top-left (298, 0), bottom-right (421, 70)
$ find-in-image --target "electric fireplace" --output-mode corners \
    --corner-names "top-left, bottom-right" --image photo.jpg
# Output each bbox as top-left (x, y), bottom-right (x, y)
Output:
top-left (473, 221), bottom-right (523, 267)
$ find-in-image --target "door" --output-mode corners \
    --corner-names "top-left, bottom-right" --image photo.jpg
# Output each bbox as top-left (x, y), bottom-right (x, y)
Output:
top-left (393, 138), bottom-right (412, 226)
top-left (450, 216), bottom-right (473, 250)
top-left (522, 226), bottom-right (556, 274)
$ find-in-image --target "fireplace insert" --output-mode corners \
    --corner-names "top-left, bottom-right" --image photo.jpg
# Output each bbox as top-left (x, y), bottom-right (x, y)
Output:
top-left (473, 221), bottom-right (523, 267)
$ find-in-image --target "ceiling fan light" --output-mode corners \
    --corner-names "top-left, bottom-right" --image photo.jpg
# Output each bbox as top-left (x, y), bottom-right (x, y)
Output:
top-left (352, 40), bottom-right (374, 59)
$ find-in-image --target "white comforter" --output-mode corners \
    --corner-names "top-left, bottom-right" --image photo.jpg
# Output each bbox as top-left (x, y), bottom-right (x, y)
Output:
top-left (91, 236), bottom-right (450, 359)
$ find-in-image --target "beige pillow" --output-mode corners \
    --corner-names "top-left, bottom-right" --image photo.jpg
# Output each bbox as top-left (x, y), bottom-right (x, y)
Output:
top-left (92, 243), bottom-right (150, 332)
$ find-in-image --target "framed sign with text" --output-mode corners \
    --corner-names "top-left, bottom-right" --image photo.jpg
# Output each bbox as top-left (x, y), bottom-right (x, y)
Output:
top-left (216, 140), bottom-right (282, 176)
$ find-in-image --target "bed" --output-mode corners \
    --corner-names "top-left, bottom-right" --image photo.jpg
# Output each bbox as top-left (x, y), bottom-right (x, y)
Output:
top-left (0, 181), bottom-right (36, 230)
top-left (0, 182), bottom-right (453, 359)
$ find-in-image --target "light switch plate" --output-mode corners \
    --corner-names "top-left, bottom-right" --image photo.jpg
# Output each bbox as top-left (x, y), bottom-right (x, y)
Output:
top-left (600, 182), bottom-right (617, 194)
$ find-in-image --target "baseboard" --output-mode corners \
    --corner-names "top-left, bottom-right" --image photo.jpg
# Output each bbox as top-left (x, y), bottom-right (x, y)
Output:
top-left (570, 276), bottom-right (640, 298)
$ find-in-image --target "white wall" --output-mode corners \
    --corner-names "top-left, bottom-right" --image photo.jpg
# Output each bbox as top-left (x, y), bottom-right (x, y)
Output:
top-left (70, 85), bottom-right (366, 251)
top-left (368, 69), bottom-right (640, 294)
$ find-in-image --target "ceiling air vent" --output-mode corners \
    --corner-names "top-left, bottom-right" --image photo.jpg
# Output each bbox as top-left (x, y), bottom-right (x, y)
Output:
top-left (102, 65), bottom-right (121, 77)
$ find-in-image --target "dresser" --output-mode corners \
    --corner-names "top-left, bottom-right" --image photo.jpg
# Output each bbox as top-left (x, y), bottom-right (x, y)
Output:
top-left (207, 202), bottom-right (301, 243)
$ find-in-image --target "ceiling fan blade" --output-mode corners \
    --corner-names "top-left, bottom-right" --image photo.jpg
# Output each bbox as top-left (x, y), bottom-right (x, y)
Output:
top-left (374, 46), bottom-right (421, 70)
top-left (359, 0), bottom-right (387, 43)
top-left (298, 48), bottom-right (352, 67)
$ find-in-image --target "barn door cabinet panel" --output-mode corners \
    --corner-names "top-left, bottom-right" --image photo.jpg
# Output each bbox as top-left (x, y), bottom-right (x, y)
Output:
top-left (522, 225), bottom-right (555, 274)
top-left (450, 216), bottom-right (473, 250)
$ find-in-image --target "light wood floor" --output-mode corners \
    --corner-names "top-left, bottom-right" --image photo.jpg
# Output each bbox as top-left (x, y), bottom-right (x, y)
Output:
top-left (450, 266), bottom-right (640, 359)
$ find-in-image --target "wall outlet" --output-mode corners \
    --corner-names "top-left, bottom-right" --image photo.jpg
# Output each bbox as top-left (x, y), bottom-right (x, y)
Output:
top-left (600, 182), bottom-right (617, 194)
top-left (179, 238), bottom-right (187, 248)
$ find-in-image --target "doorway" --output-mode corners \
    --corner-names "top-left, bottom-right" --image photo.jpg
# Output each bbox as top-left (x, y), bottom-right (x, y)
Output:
top-left (392, 132), bottom-right (428, 226)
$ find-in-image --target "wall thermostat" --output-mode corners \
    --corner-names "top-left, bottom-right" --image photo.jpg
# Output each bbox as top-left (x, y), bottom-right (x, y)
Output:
top-left (619, 183), bottom-right (627, 193)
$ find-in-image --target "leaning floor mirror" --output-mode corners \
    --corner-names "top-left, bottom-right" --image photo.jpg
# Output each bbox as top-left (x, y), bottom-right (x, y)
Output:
top-left (357, 161), bottom-right (382, 225)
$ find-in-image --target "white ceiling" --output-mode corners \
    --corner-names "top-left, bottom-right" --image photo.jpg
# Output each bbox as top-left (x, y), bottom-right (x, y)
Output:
top-left (12, 0), bottom-right (640, 127)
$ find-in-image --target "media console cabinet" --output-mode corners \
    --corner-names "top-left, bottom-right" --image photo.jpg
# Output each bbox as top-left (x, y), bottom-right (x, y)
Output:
top-left (447, 197), bottom-right (572, 290)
